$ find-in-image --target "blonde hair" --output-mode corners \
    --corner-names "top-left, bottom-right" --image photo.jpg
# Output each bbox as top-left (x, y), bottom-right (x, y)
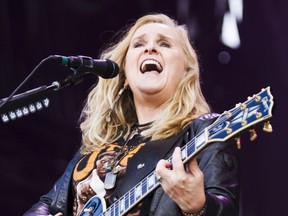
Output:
top-left (80, 13), bottom-right (210, 154)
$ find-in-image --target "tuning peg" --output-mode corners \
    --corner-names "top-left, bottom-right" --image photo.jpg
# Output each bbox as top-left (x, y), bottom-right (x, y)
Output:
top-left (235, 136), bottom-right (241, 149)
top-left (249, 128), bottom-right (257, 141)
top-left (263, 121), bottom-right (273, 133)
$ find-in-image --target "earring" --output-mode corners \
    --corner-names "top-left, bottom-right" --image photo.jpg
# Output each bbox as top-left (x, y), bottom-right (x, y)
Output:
top-left (105, 82), bottom-right (129, 122)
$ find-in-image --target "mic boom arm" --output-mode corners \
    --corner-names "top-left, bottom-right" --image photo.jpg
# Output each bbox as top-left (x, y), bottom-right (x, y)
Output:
top-left (0, 85), bottom-right (51, 123)
top-left (0, 54), bottom-right (110, 123)
top-left (0, 72), bottom-right (87, 123)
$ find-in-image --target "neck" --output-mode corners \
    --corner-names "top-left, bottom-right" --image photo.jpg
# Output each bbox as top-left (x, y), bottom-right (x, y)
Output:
top-left (133, 92), bottom-right (169, 124)
top-left (134, 101), bottom-right (164, 124)
top-left (135, 121), bottom-right (153, 135)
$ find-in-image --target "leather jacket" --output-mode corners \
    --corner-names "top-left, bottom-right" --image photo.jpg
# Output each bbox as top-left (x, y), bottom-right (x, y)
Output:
top-left (24, 116), bottom-right (240, 216)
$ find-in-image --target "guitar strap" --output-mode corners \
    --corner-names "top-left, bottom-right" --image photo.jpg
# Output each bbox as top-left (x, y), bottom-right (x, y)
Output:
top-left (110, 126), bottom-right (188, 202)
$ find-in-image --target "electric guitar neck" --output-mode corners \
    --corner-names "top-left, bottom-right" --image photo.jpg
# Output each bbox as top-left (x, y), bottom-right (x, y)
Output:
top-left (80, 86), bottom-right (274, 216)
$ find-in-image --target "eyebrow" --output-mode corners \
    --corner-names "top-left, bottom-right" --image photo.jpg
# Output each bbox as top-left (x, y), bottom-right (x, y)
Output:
top-left (131, 33), bottom-right (173, 42)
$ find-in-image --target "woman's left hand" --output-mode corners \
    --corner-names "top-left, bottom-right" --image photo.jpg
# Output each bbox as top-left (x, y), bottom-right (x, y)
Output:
top-left (155, 147), bottom-right (206, 213)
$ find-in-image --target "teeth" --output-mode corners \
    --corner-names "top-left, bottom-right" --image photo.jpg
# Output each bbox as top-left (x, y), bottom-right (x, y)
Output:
top-left (140, 59), bottom-right (163, 73)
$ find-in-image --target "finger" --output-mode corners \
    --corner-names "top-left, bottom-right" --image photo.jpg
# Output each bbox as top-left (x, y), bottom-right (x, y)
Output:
top-left (155, 159), bottom-right (170, 179)
top-left (171, 147), bottom-right (185, 172)
top-left (156, 159), bottom-right (169, 170)
top-left (188, 156), bottom-right (202, 177)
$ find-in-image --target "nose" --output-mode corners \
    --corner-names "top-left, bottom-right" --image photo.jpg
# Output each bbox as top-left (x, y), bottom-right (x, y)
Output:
top-left (144, 42), bottom-right (158, 54)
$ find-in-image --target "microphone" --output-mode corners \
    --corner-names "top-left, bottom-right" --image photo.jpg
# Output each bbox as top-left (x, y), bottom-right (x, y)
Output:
top-left (50, 55), bottom-right (119, 79)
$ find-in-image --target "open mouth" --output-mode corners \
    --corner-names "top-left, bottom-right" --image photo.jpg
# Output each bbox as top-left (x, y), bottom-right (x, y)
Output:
top-left (140, 59), bottom-right (163, 73)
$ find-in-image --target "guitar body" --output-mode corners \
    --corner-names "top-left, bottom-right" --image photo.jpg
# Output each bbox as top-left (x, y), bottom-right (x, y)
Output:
top-left (79, 195), bottom-right (106, 216)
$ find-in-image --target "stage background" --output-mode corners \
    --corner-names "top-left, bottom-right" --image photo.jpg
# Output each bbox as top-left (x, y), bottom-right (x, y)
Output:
top-left (0, 0), bottom-right (287, 215)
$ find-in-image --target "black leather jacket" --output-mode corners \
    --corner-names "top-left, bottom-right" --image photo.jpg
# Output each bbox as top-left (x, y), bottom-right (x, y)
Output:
top-left (24, 116), bottom-right (240, 216)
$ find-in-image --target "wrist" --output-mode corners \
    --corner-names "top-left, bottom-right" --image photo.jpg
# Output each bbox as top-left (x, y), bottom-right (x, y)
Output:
top-left (181, 203), bottom-right (206, 216)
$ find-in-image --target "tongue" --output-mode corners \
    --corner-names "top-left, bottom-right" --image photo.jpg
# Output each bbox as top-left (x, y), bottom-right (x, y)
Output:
top-left (142, 64), bottom-right (159, 73)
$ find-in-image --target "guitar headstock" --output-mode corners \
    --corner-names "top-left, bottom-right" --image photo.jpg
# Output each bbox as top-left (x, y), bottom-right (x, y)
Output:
top-left (207, 87), bottom-right (274, 148)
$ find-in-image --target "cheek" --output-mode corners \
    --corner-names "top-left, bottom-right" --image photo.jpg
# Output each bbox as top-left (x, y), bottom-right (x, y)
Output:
top-left (124, 62), bottom-right (134, 81)
top-left (125, 50), bottom-right (136, 68)
top-left (125, 53), bottom-right (139, 79)
top-left (170, 74), bottom-right (184, 91)
top-left (168, 73), bottom-right (186, 94)
top-left (170, 62), bottom-right (186, 84)
top-left (125, 48), bottom-right (138, 64)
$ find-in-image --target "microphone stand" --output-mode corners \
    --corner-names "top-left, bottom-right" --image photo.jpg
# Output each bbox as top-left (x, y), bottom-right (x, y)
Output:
top-left (0, 73), bottom-right (86, 123)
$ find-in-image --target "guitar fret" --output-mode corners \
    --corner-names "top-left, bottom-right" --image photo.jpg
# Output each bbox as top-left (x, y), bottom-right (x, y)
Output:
top-left (129, 187), bottom-right (135, 209)
top-left (120, 196), bottom-right (126, 214)
top-left (124, 193), bottom-right (129, 211)
top-left (187, 141), bottom-right (195, 158)
top-left (181, 145), bottom-right (187, 160)
top-left (147, 172), bottom-right (155, 189)
top-left (142, 178), bottom-right (147, 195)
top-left (135, 183), bottom-right (142, 200)
top-left (112, 203), bottom-right (115, 216)
top-left (103, 206), bottom-right (112, 216)
top-left (115, 201), bottom-right (119, 216)
top-left (195, 132), bottom-right (205, 149)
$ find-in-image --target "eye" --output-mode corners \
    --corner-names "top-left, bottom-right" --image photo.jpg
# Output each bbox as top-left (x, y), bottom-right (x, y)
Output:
top-left (133, 41), bottom-right (145, 48)
top-left (159, 41), bottom-right (171, 48)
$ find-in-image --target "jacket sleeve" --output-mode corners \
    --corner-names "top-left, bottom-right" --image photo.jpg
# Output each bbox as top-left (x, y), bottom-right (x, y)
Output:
top-left (150, 116), bottom-right (240, 216)
top-left (198, 140), bottom-right (240, 216)
top-left (195, 117), bottom-right (240, 216)
top-left (23, 151), bottom-right (82, 216)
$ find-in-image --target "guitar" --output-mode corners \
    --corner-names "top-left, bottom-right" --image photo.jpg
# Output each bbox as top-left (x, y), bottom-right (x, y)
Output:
top-left (80, 86), bottom-right (274, 216)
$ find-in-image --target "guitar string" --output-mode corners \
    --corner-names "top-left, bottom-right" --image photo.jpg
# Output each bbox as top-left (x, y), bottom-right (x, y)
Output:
top-left (206, 99), bottom-right (253, 136)
top-left (103, 136), bottom-right (200, 216)
top-left (207, 91), bottom-right (270, 136)
top-left (104, 128), bottom-right (210, 215)
top-left (102, 109), bottom-right (236, 216)
top-left (101, 126), bottom-right (227, 215)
